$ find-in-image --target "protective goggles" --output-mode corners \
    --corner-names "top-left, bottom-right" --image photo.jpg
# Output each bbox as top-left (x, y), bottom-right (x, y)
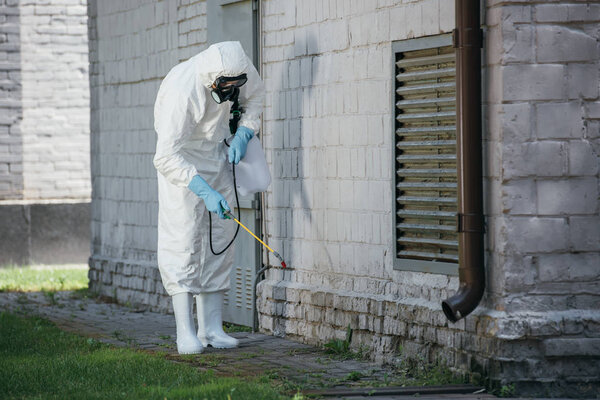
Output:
top-left (211, 74), bottom-right (248, 104)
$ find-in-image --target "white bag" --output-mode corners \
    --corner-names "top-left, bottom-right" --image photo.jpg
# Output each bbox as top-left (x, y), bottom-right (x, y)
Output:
top-left (228, 135), bottom-right (271, 196)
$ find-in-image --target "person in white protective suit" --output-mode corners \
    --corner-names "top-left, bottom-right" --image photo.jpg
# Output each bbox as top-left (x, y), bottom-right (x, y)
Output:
top-left (153, 41), bottom-right (265, 355)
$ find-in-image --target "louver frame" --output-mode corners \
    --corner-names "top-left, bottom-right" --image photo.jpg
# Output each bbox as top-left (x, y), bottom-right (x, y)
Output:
top-left (392, 34), bottom-right (459, 276)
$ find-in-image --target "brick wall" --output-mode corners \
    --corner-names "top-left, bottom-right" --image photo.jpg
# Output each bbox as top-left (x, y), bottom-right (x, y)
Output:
top-left (257, 0), bottom-right (464, 362)
top-left (87, 0), bottom-right (208, 309)
top-left (487, 2), bottom-right (599, 313)
top-left (0, 0), bottom-right (22, 199)
top-left (86, 0), bottom-right (599, 395)
top-left (482, 2), bottom-right (600, 392)
top-left (0, 0), bottom-right (90, 200)
top-left (256, 1), bottom-right (600, 396)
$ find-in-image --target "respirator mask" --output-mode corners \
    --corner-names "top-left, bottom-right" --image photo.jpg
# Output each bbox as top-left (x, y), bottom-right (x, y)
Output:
top-left (211, 74), bottom-right (248, 104)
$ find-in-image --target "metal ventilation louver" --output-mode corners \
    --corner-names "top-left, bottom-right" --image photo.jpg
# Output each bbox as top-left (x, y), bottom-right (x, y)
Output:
top-left (393, 36), bottom-right (458, 274)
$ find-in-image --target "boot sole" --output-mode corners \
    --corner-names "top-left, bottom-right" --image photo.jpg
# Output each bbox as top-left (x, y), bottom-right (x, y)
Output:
top-left (177, 345), bottom-right (204, 354)
top-left (199, 338), bottom-right (239, 349)
top-left (178, 349), bottom-right (204, 354)
top-left (203, 343), bottom-right (238, 349)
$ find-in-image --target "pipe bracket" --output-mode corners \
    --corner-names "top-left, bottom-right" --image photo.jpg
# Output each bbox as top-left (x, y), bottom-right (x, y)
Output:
top-left (457, 213), bottom-right (485, 233)
top-left (452, 28), bottom-right (484, 48)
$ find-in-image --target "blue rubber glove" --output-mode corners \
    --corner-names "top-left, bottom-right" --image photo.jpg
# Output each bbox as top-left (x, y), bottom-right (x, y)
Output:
top-left (187, 175), bottom-right (230, 219)
top-left (228, 126), bottom-right (254, 165)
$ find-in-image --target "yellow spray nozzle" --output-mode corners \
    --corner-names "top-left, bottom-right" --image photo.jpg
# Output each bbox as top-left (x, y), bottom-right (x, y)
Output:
top-left (224, 210), bottom-right (286, 268)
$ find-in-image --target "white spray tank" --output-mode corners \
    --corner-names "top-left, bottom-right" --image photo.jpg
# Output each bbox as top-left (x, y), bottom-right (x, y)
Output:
top-left (232, 135), bottom-right (271, 196)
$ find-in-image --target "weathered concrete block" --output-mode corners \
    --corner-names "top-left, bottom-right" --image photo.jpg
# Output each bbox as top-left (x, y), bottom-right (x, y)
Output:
top-left (534, 4), bottom-right (568, 22)
top-left (537, 25), bottom-right (598, 63)
top-left (538, 253), bottom-right (600, 282)
top-left (569, 216), bottom-right (600, 251)
top-left (503, 141), bottom-right (567, 179)
top-left (272, 284), bottom-right (286, 301)
top-left (536, 102), bottom-right (585, 140)
top-left (502, 179), bottom-right (537, 215)
top-left (101, 269), bottom-right (112, 285)
top-left (537, 178), bottom-right (598, 215)
top-left (505, 217), bottom-right (569, 253)
top-left (503, 24), bottom-right (534, 63)
top-left (543, 338), bottom-right (600, 357)
top-left (503, 64), bottom-right (565, 101)
top-left (568, 140), bottom-right (599, 176)
top-left (566, 63), bottom-right (599, 100)
top-left (529, 318), bottom-right (561, 337)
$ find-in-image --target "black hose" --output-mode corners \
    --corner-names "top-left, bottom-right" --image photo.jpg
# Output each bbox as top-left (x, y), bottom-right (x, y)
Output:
top-left (208, 141), bottom-right (241, 256)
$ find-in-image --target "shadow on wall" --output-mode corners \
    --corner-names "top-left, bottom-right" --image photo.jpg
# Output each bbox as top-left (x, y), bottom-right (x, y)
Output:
top-left (277, 29), bottom-right (337, 274)
top-left (268, 30), bottom-right (338, 336)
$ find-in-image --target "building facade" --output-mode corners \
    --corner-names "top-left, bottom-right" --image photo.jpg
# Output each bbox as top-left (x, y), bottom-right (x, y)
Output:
top-left (87, 0), bottom-right (599, 396)
top-left (0, 0), bottom-right (91, 265)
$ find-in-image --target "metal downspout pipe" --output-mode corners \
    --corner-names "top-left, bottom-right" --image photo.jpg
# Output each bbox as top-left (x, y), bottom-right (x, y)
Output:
top-left (441, 0), bottom-right (486, 322)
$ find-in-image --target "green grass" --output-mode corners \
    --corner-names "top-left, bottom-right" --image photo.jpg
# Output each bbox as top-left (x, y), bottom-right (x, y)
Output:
top-left (223, 322), bottom-right (252, 333)
top-left (0, 265), bottom-right (89, 292)
top-left (323, 325), bottom-right (368, 361)
top-left (0, 311), bottom-right (286, 400)
top-left (392, 356), bottom-right (465, 386)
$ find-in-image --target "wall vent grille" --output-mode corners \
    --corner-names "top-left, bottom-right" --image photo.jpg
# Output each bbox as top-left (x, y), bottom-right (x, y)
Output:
top-left (393, 35), bottom-right (459, 275)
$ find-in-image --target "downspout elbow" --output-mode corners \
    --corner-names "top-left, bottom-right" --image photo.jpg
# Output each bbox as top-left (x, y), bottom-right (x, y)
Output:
top-left (442, 273), bottom-right (485, 323)
top-left (442, 213), bottom-right (486, 322)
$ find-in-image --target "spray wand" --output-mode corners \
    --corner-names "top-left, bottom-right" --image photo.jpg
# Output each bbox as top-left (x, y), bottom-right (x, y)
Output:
top-left (224, 210), bottom-right (287, 269)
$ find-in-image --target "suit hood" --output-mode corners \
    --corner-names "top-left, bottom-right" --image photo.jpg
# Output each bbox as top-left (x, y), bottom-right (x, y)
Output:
top-left (194, 41), bottom-right (250, 88)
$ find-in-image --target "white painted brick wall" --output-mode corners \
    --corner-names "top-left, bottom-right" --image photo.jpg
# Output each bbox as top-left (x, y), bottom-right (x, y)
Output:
top-left (89, 0), bottom-right (207, 265)
top-left (0, 0), bottom-right (90, 200)
top-left (261, 0), bottom-right (456, 317)
top-left (0, 0), bottom-right (23, 199)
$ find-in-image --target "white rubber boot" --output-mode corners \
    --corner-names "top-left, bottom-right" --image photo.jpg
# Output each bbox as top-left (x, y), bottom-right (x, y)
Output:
top-left (172, 292), bottom-right (204, 354)
top-left (196, 291), bottom-right (239, 348)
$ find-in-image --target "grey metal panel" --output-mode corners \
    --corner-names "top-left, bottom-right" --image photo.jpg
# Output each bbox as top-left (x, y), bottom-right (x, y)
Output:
top-left (392, 34), bottom-right (459, 276)
top-left (207, 0), bottom-right (255, 66)
top-left (392, 34), bottom-right (453, 53)
top-left (396, 126), bottom-right (457, 135)
top-left (395, 111), bottom-right (456, 123)
top-left (396, 82), bottom-right (456, 95)
top-left (396, 168), bottom-right (457, 177)
top-left (223, 205), bottom-right (257, 326)
top-left (396, 97), bottom-right (456, 108)
top-left (397, 237), bottom-right (458, 248)
top-left (208, 0), bottom-right (259, 327)
top-left (397, 223), bottom-right (456, 232)
top-left (395, 140), bottom-right (456, 148)
top-left (397, 154), bottom-right (457, 162)
top-left (219, 0), bottom-right (247, 5)
top-left (396, 182), bottom-right (457, 189)
top-left (396, 210), bottom-right (456, 218)
top-left (395, 53), bottom-right (455, 68)
top-left (397, 196), bottom-right (457, 204)
top-left (398, 251), bottom-right (458, 262)
top-left (395, 258), bottom-right (459, 275)
top-left (396, 67), bottom-right (456, 82)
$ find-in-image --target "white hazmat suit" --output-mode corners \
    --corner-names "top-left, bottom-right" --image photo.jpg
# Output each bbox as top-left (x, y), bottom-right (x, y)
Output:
top-left (153, 42), bottom-right (265, 354)
top-left (153, 42), bottom-right (265, 296)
